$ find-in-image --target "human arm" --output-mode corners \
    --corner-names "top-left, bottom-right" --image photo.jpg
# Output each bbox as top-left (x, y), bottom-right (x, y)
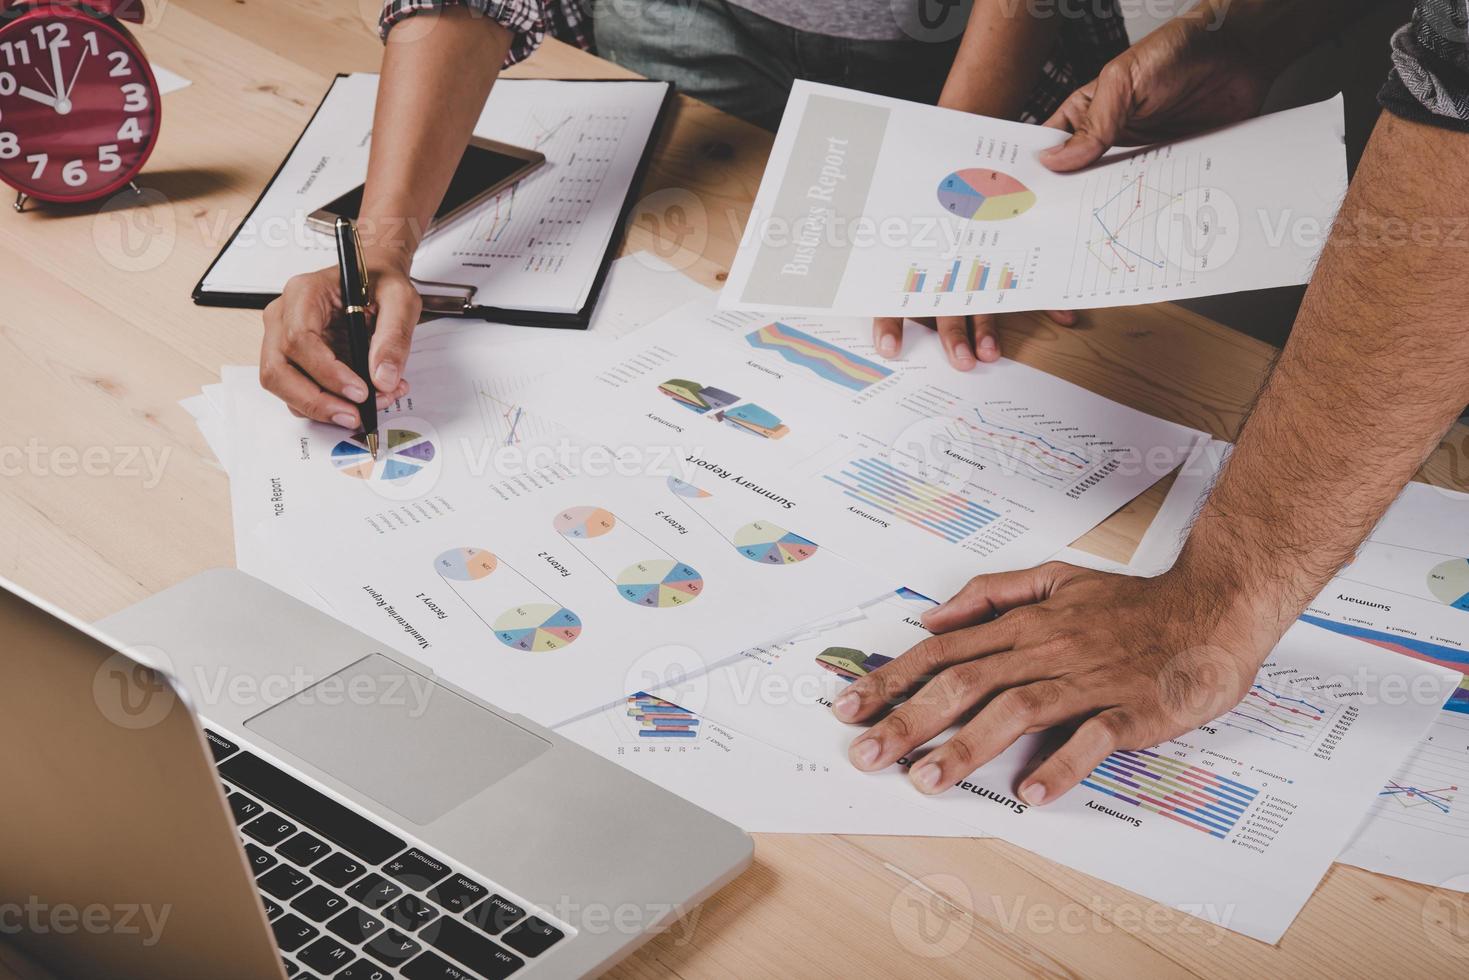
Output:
top-left (259, 7), bottom-right (511, 427)
top-left (836, 107), bottom-right (1469, 802)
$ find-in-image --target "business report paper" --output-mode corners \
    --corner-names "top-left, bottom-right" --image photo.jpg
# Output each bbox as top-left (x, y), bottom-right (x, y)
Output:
top-left (652, 583), bottom-right (1458, 942)
top-left (523, 293), bottom-right (1204, 597)
top-left (1125, 448), bottom-right (1469, 891)
top-left (199, 74), bottom-right (667, 315)
top-left (723, 82), bottom-right (1347, 317)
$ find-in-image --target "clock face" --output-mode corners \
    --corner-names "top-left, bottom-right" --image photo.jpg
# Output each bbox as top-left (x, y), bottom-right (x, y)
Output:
top-left (0, 11), bottom-right (160, 202)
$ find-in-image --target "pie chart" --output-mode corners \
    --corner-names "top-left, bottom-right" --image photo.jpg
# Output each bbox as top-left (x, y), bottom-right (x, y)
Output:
top-left (435, 546), bottom-right (498, 581)
top-left (331, 428), bottom-right (438, 482)
top-left (492, 603), bottom-right (583, 652)
top-left (1428, 558), bottom-right (1469, 611)
top-left (553, 506), bottom-right (617, 539)
top-left (667, 476), bottom-right (712, 499)
top-left (616, 559), bottom-right (704, 608)
top-left (937, 169), bottom-right (1036, 221)
top-left (732, 521), bottom-right (818, 564)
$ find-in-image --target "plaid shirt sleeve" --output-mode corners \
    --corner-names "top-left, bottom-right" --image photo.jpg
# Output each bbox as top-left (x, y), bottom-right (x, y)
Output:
top-left (379, 0), bottom-right (590, 67)
top-left (1018, 0), bottom-right (1129, 124)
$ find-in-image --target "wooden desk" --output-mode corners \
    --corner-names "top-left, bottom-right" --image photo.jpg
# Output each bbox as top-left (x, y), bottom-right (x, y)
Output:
top-left (3, 2), bottom-right (1467, 976)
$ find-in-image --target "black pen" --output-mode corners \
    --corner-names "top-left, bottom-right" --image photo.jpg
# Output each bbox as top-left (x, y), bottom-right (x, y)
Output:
top-left (335, 217), bottom-right (379, 458)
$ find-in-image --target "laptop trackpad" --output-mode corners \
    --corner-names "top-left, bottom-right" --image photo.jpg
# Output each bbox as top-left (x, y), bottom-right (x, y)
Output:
top-left (245, 653), bottom-right (550, 826)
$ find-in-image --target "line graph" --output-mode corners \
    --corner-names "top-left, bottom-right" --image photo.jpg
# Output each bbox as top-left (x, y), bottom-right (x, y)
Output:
top-left (893, 388), bottom-right (1098, 491)
top-left (1370, 713), bottom-right (1469, 838)
top-left (1381, 780), bottom-right (1455, 814)
top-left (1219, 678), bottom-right (1343, 753)
top-left (1062, 148), bottom-right (1229, 301)
top-left (475, 377), bottom-right (559, 448)
top-left (1087, 171), bottom-right (1173, 276)
top-left (952, 409), bottom-right (1091, 488)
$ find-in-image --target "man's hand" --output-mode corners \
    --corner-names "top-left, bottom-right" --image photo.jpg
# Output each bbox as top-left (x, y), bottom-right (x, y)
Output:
top-left (260, 258), bottom-right (418, 428)
top-left (831, 562), bottom-right (1275, 804)
top-left (873, 311), bottom-right (1078, 370)
top-left (1038, 12), bottom-right (1274, 173)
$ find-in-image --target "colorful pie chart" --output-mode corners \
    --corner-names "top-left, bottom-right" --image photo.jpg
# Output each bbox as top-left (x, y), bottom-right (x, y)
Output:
top-left (937, 168), bottom-right (1037, 221)
top-left (492, 603), bottom-right (583, 652)
top-left (616, 559), bottom-right (704, 608)
top-left (331, 428), bottom-right (438, 482)
top-left (666, 476), bottom-right (712, 498)
top-left (732, 521), bottom-right (819, 564)
top-left (434, 546), bottom-right (498, 581)
top-left (553, 506), bottom-right (618, 539)
top-left (1428, 558), bottom-right (1469, 611)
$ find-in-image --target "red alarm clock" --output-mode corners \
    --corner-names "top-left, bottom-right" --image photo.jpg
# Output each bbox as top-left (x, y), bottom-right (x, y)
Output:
top-left (0, 0), bottom-right (161, 209)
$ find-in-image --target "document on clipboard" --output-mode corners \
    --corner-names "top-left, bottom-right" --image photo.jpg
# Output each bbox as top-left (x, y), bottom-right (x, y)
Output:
top-left (194, 73), bottom-right (673, 328)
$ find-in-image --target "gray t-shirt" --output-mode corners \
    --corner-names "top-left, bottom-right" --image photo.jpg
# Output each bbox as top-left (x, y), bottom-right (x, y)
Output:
top-left (730, 0), bottom-right (961, 42)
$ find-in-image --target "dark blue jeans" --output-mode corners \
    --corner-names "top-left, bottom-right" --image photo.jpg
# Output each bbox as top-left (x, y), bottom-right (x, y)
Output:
top-left (592, 0), bottom-right (961, 130)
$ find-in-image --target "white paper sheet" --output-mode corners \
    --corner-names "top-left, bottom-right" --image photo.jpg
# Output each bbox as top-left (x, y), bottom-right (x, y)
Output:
top-left (1301, 483), bottom-right (1469, 888)
top-left (651, 587), bottom-right (1460, 942)
top-left (553, 686), bottom-right (979, 836)
top-left (1130, 438), bottom-right (1232, 574)
top-left (153, 65), bottom-right (191, 94)
top-left (722, 82), bottom-right (1347, 317)
top-left (519, 292), bottom-right (1204, 598)
top-left (201, 74), bottom-right (668, 315)
top-left (1061, 439), bottom-right (1469, 890)
top-left (277, 454), bottom-right (886, 727)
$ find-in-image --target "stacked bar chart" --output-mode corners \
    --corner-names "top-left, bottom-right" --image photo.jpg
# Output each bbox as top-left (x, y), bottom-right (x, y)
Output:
top-left (1082, 748), bottom-right (1259, 839)
top-left (823, 456), bottom-right (1000, 544)
top-left (624, 693), bottom-right (701, 738)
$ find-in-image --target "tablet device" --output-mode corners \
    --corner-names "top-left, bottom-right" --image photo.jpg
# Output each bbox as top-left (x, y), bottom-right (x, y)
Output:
top-left (306, 136), bottom-right (544, 235)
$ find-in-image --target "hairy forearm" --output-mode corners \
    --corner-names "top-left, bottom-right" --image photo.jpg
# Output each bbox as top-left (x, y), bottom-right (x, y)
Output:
top-left (939, 0), bottom-right (1061, 118)
top-left (358, 9), bottom-right (511, 269)
top-left (1177, 111), bottom-right (1469, 637)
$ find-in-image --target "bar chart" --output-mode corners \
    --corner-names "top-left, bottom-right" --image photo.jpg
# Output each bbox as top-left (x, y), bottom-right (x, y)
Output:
top-left (902, 255), bottom-right (1023, 294)
top-left (623, 693), bottom-right (701, 738)
top-left (1083, 748), bottom-right (1259, 839)
top-left (822, 455), bottom-right (1000, 544)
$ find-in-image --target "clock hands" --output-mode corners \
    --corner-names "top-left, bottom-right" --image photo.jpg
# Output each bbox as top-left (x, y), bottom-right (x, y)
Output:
top-left (63, 47), bottom-right (89, 104)
top-left (47, 38), bottom-right (70, 114)
top-left (17, 85), bottom-right (59, 109)
top-left (31, 66), bottom-right (57, 97)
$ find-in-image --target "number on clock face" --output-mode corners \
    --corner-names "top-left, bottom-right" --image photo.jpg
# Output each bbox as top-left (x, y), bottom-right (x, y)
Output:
top-left (0, 11), bottom-right (160, 202)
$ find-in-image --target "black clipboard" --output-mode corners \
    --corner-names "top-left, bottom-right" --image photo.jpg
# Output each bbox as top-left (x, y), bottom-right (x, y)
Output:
top-left (192, 74), bottom-right (675, 330)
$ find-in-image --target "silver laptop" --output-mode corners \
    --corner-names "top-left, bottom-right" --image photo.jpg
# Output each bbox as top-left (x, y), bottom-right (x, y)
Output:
top-left (0, 569), bottom-right (751, 979)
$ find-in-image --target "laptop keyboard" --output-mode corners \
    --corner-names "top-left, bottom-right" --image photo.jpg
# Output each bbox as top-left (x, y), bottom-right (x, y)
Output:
top-left (205, 728), bottom-right (565, 979)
